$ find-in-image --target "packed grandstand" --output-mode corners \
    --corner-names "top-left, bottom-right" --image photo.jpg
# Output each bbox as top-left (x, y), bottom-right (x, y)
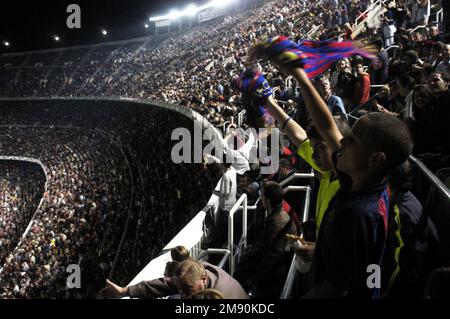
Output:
top-left (0, 0), bottom-right (449, 299)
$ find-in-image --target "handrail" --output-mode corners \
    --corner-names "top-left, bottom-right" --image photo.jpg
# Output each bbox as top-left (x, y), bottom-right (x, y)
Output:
top-left (226, 121), bottom-right (236, 134)
top-left (286, 76), bottom-right (293, 88)
top-left (222, 121), bottom-right (230, 134)
top-left (237, 197), bottom-right (260, 212)
top-left (385, 45), bottom-right (399, 51)
top-left (279, 185), bottom-right (312, 299)
top-left (409, 155), bottom-right (450, 202)
top-left (306, 24), bottom-right (323, 38)
top-left (280, 254), bottom-right (301, 299)
top-left (435, 9), bottom-right (444, 25)
top-left (283, 186), bottom-right (312, 223)
top-left (355, 0), bottom-right (382, 27)
top-left (228, 193), bottom-right (248, 276)
top-left (409, 25), bottom-right (427, 34)
top-left (279, 170), bottom-right (315, 188)
top-left (238, 110), bottom-right (246, 127)
top-left (197, 248), bottom-right (231, 269)
top-left (305, 25), bottom-right (318, 38)
top-left (385, 45), bottom-right (400, 58)
top-left (223, 56), bottom-right (234, 67)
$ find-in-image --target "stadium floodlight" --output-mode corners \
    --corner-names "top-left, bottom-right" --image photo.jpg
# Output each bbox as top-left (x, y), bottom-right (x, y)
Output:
top-left (183, 4), bottom-right (198, 16)
top-left (149, 0), bottom-right (220, 22)
top-left (54, 35), bottom-right (60, 42)
top-left (149, 15), bottom-right (169, 22)
top-left (3, 41), bottom-right (10, 47)
top-left (168, 9), bottom-right (182, 20)
top-left (102, 30), bottom-right (108, 36)
top-left (144, 24), bottom-right (149, 29)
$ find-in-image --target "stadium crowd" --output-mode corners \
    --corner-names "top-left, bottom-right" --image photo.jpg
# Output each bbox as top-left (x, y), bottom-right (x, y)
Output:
top-left (0, 101), bottom-right (220, 298)
top-left (0, 0), bottom-right (449, 299)
top-left (0, 0), bottom-right (448, 152)
top-left (0, 125), bottom-right (132, 298)
top-left (0, 161), bottom-right (46, 268)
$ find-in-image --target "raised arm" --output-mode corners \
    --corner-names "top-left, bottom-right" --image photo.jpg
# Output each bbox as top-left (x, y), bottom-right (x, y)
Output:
top-left (233, 69), bottom-right (307, 148)
top-left (247, 36), bottom-right (379, 151)
top-left (247, 38), bottom-right (342, 150)
top-left (264, 95), bottom-right (307, 148)
top-left (97, 277), bottom-right (177, 299)
top-left (288, 68), bottom-right (342, 152)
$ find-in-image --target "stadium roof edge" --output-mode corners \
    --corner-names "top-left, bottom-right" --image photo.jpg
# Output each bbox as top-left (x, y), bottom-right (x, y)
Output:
top-left (0, 34), bottom-right (168, 57)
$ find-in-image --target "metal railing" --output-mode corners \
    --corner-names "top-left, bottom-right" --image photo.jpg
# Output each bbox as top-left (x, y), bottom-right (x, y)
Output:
top-left (235, 197), bottom-right (260, 262)
top-left (238, 110), bottom-right (246, 127)
top-left (222, 121), bottom-right (230, 134)
top-left (279, 170), bottom-right (315, 188)
top-left (409, 25), bottom-right (428, 34)
top-left (409, 155), bottom-right (450, 202)
top-left (272, 87), bottom-right (280, 95)
top-left (279, 185), bottom-right (312, 299)
top-left (384, 44), bottom-right (400, 59)
top-left (355, 0), bottom-right (383, 27)
top-left (286, 76), bottom-right (293, 88)
top-left (305, 24), bottom-right (322, 39)
top-left (435, 9), bottom-right (444, 26)
top-left (228, 193), bottom-right (248, 276)
top-left (226, 121), bottom-right (236, 135)
top-left (280, 254), bottom-right (302, 299)
top-left (283, 186), bottom-right (312, 224)
top-left (197, 248), bottom-right (231, 270)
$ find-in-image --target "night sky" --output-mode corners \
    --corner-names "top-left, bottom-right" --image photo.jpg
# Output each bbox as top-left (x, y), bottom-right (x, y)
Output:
top-left (0, 0), bottom-right (204, 52)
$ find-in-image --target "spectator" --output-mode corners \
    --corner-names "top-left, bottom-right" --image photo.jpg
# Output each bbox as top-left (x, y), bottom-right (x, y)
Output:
top-left (99, 259), bottom-right (249, 299)
top-left (386, 161), bottom-right (439, 298)
top-left (424, 41), bottom-right (446, 74)
top-left (370, 38), bottom-right (390, 85)
top-left (350, 61), bottom-right (371, 112)
top-left (313, 75), bottom-right (348, 120)
top-left (429, 26), bottom-right (445, 43)
top-left (397, 75), bottom-right (416, 120)
top-left (0, 0), bottom-right (448, 300)
top-left (435, 44), bottom-right (450, 79)
top-left (209, 163), bottom-right (237, 247)
top-left (170, 245), bottom-right (191, 263)
top-left (330, 59), bottom-right (349, 90)
top-left (412, 0), bottom-right (431, 26)
top-left (235, 181), bottom-right (297, 298)
top-left (262, 60), bottom-right (412, 298)
top-left (382, 17), bottom-right (397, 47)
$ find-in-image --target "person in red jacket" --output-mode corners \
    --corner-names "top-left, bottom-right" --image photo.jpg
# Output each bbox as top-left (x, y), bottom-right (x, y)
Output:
top-left (351, 62), bottom-right (371, 112)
